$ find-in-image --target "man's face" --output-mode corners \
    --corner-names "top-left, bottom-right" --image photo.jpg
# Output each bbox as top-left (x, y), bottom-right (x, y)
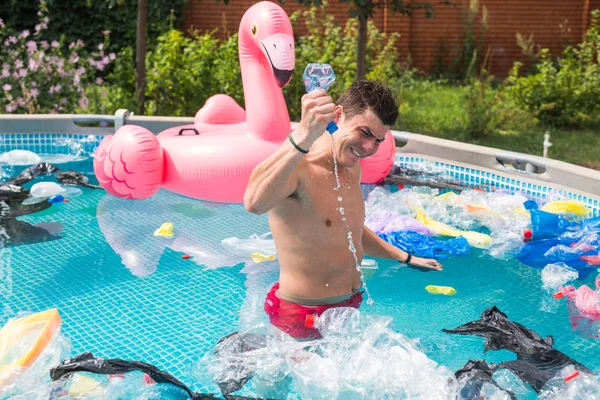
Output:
top-left (333, 106), bottom-right (389, 168)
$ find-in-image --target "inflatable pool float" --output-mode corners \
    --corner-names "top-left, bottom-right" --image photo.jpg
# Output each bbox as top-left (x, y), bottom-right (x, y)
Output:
top-left (93, 1), bottom-right (395, 203)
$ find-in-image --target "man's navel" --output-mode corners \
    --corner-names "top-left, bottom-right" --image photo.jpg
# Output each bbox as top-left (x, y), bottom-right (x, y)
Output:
top-left (325, 219), bottom-right (332, 227)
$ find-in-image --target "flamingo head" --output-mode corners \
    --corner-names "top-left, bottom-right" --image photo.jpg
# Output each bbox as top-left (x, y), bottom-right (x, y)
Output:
top-left (239, 1), bottom-right (295, 88)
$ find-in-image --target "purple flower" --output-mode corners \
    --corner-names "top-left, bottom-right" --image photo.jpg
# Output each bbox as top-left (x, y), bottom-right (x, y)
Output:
top-left (78, 94), bottom-right (89, 109)
top-left (26, 40), bottom-right (37, 53)
top-left (97, 43), bottom-right (104, 50)
top-left (102, 30), bottom-right (111, 36)
top-left (0, 18), bottom-right (4, 27)
top-left (51, 40), bottom-right (59, 48)
top-left (9, 36), bottom-right (17, 44)
top-left (96, 77), bottom-right (103, 85)
top-left (109, 53), bottom-right (116, 61)
top-left (19, 30), bottom-right (30, 39)
top-left (28, 59), bottom-right (39, 72)
top-left (2, 84), bottom-right (12, 91)
top-left (41, 40), bottom-right (49, 49)
top-left (35, 24), bottom-right (42, 34)
top-left (14, 60), bottom-right (23, 69)
top-left (30, 88), bottom-right (39, 98)
top-left (5, 104), bottom-right (16, 113)
top-left (19, 68), bottom-right (27, 77)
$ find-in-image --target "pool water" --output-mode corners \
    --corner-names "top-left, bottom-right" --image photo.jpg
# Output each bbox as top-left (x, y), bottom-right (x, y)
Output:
top-left (1, 159), bottom-right (599, 397)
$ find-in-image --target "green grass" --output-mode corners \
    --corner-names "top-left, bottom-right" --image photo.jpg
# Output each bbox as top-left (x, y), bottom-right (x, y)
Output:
top-left (394, 81), bottom-right (600, 170)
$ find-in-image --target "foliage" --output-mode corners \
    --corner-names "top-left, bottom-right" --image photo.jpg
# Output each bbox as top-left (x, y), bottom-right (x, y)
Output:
top-left (505, 10), bottom-right (600, 128)
top-left (0, 1), bottom-right (114, 114)
top-left (89, 29), bottom-right (242, 117)
top-left (285, 4), bottom-right (404, 120)
top-left (436, 0), bottom-right (488, 80)
top-left (86, 47), bottom-right (137, 114)
top-left (295, 0), bottom-right (452, 19)
top-left (0, 0), bottom-right (187, 55)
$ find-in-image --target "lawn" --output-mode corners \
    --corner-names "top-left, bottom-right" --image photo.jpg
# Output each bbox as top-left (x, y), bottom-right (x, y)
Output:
top-left (394, 81), bottom-right (600, 170)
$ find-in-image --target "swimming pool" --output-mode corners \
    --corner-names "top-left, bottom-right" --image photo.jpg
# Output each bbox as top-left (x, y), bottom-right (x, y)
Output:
top-left (1, 133), bottom-right (600, 398)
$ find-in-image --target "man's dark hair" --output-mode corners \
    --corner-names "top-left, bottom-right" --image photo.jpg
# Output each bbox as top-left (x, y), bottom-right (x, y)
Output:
top-left (336, 80), bottom-right (398, 126)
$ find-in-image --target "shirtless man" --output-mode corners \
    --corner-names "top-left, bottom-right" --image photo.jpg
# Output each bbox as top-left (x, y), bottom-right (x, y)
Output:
top-left (244, 81), bottom-right (442, 340)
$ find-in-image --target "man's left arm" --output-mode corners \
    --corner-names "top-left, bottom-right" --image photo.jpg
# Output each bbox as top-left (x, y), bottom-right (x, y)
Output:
top-left (362, 226), bottom-right (443, 271)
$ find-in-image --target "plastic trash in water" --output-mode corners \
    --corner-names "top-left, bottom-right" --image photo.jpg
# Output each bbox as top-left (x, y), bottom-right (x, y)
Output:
top-left (48, 194), bottom-right (65, 203)
top-left (539, 365), bottom-right (600, 399)
top-left (425, 285), bottom-right (457, 296)
top-left (0, 309), bottom-right (71, 398)
top-left (0, 309), bottom-right (62, 387)
top-left (303, 63), bottom-right (337, 134)
top-left (250, 252), bottom-right (277, 263)
top-left (221, 232), bottom-right (277, 258)
top-left (304, 307), bottom-right (361, 340)
top-left (29, 182), bottom-right (66, 198)
top-left (524, 200), bottom-right (578, 240)
top-left (0, 150), bottom-right (42, 166)
top-left (360, 259), bottom-right (378, 270)
top-left (541, 200), bottom-right (589, 216)
top-left (22, 183), bottom-right (82, 205)
top-left (541, 263), bottom-right (579, 291)
top-left (379, 230), bottom-right (470, 259)
top-left (153, 222), bottom-right (174, 238)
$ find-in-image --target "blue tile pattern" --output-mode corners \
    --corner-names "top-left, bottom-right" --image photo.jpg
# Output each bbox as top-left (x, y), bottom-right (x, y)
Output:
top-left (0, 133), bottom-right (104, 173)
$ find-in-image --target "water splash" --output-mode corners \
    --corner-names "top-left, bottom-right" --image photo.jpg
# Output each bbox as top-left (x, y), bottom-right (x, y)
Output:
top-left (330, 137), bottom-right (374, 308)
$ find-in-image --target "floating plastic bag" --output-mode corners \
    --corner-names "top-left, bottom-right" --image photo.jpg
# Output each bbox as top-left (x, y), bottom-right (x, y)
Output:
top-left (0, 150), bottom-right (41, 166)
top-left (221, 233), bottom-right (277, 259)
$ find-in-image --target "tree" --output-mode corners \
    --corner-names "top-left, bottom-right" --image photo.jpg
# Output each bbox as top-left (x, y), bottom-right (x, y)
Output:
top-left (136, 0), bottom-right (148, 114)
top-left (296, 0), bottom-right (454, 81)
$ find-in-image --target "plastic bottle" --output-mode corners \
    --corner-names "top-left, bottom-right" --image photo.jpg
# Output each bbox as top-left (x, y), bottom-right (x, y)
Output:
top-left (540, 365), bottom-right (600, 399)
top-left (304, 307), bottom-right (361, 339)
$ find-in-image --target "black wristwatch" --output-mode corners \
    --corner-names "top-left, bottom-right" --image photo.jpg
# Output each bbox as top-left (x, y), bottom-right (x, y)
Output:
top-left (401, 253), bottom-right (412, 265)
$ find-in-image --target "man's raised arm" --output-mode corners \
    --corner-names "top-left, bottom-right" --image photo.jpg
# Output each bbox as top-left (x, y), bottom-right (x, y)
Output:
top-left (243, 90), bottom-right (336, 214)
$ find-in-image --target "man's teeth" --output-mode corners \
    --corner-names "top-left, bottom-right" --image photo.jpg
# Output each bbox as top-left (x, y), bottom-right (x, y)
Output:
top-left (351, 148), bottom-right (362, 157)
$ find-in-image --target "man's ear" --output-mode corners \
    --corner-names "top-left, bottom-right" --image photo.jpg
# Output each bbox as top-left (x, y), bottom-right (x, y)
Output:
top-left (334, 105), bottom-right (343, 123)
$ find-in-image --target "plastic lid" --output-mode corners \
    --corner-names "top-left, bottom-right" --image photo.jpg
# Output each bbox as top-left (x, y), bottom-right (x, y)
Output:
top-left (305, 314), bottom-right (316, 329)
top-left (523, 229), bottom-right (533, 239)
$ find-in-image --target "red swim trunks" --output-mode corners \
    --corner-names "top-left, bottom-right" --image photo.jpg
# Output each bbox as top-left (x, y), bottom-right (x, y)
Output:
top-left (264, 282), bottom-right (363, 340)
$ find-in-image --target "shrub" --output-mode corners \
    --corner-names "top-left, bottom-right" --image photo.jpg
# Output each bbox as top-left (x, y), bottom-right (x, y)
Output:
top-left (0, 1), bottom-right (114, 114)
top-left (0, 0), bottom-right (186, 56)
top-left (505, 10), bottom-right (600, 127)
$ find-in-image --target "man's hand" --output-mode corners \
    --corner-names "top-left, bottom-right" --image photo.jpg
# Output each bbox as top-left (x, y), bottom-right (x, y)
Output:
top-left (407, 256), bottom-right (443, 271)
top-left (293, 90), bottom-right (336, 147)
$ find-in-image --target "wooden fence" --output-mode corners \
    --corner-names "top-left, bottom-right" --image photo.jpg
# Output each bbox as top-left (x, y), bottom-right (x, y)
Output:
top-left (183, 0), bottom-right (600, 76)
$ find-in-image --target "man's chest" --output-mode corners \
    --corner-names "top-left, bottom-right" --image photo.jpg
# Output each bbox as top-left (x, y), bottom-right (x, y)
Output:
top-left (297, 170), bottom-right (365, 228)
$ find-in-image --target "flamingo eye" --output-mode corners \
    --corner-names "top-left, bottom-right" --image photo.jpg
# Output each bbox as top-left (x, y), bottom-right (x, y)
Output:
top-left (251, 24), bottom-right (257, 37)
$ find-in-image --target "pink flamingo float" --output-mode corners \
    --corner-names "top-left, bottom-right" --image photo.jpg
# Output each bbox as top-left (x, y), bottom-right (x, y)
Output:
top-left (93, 1), bottom-right (395, 203)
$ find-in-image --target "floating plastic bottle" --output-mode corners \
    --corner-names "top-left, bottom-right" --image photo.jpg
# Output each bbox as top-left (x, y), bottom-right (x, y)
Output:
top-left (303, 63), bottom-right (338, 134)
top-left (539, 365), bottom-right (600, 399)
top-left (304, 307), bottom-right (360, 339)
